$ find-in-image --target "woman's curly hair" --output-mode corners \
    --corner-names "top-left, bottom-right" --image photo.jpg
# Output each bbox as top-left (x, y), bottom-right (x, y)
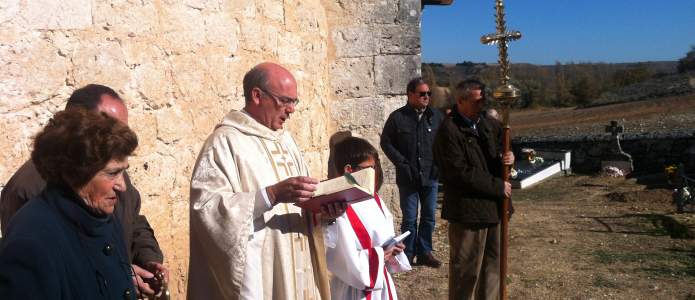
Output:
top-left (32, 108), bottom-right (138, 189)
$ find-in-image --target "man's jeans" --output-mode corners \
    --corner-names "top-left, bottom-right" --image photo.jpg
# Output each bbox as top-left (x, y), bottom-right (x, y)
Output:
top-left (398, 182), bottom-right (438, 258)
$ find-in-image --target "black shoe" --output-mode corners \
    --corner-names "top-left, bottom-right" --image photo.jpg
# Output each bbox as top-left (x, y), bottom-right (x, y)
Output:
top-left (417, 253), bottom-right (442, 268)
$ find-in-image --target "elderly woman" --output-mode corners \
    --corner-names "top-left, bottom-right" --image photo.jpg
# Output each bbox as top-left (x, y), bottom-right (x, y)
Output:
top-left (0, 108), bottom-right (138, 299)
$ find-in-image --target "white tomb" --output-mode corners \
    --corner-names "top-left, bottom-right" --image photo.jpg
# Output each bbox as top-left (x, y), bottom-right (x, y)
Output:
top-left (511, 149), bottom-right (571, 189)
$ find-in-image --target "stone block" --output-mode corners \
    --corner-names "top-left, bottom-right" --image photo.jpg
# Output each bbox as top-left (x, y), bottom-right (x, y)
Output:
top-left (324, 1), bottom-right (397, 24)
top-left (378, 183), bottom-right (401, 221)
top-left (168, 53), bottom-right (212, 99)
top-left (22, 0), bottom-right (92, 30)
top-left (71, 40), bottom-right (131, 91)
top-left (155, 106), bottom-right (194, 145)
top-left (203, 13), bottom-right (240, 53)
top-left (396, 0), bottom-right (421, 25)
top-left (239, 20), bottom-right (279, 54)
top-left (278, 33), bottom-right (303, 66)
top-left (0, 36), bottom-right (69, 110)
top-left (284, 1), bottom-right (325, 36)
top-left (331, 97), bottom-right (385, 128)
top-left (160, 4), bottom-right (207, 53)
top-left (259, 0), bottom-right (284, 23)
top-left (368, 1), bottom-right (399, 24)
top-left (379, 24), bottom-right (420, 55)
top-left (375, 55), bottom-right (421, 95)
top-left (332, 26), bottom-right (378, 58)
top-left (92, 1), bottom-right (159, 35)
top-left (127, 111), bottom-right (158, 156)
top-left (330, 57), bottom-right (375, 99)
top-left (0, 0), bottom-right (20, 24)
top-left (382, 95), bottom-right (406, 119)
top-left (131, 62), bottom-right (172, 109)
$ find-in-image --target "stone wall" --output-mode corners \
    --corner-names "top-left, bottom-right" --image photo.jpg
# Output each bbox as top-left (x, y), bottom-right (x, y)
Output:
top-left (514, 132), bottom-right (695, 174)
top-left (0, 0), bottom-right (422, 297)
top-left (327, 1), bottom-right (422, 221)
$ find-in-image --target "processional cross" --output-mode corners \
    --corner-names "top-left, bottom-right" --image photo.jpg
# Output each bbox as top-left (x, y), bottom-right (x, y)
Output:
top-left (480, 1), bottom-right (521, 299)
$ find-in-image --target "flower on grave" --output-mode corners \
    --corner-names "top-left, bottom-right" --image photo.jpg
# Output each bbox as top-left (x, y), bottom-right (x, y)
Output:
top-left (665, 164), bottom-right (679, 181)
top-left (673, 186), bottom-right (692, 213)
top-left (521, 148), bottom-right (544, 165)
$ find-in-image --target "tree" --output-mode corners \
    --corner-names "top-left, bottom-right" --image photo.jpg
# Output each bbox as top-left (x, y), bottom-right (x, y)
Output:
top-left (612, 66), bottom-right (650, 87)
top-left (553, 62), bottom-right (572, 106)
top-left (422, 63), bottom-right (438, 87)
top-left (677, 45), bottom-right (695, 73)
top-left (569, 75), bottom-right (599, 107)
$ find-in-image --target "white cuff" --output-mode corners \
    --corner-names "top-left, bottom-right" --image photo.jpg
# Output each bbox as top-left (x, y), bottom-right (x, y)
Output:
top-left (253, 188), bottom-right (273, 219)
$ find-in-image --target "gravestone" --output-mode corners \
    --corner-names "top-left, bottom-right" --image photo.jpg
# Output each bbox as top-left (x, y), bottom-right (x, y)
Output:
top-left (511, 149), bottom-right (571, 189)
top-left (601, 120), bottom-right (634, 175)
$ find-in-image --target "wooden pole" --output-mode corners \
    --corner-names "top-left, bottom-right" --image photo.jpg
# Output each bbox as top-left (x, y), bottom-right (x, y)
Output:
top-left (500, 107), bottom-right (512, 300)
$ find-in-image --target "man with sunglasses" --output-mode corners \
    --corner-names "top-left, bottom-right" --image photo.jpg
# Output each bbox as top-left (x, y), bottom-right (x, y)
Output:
top-left (380, 77), bottom-right (444, 268)
top-left (188, 62), bottom-right (336, 299)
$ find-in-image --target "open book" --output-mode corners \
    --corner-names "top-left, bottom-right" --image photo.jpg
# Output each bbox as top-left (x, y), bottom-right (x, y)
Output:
top-left (295, 167), bottom-right (375, 213)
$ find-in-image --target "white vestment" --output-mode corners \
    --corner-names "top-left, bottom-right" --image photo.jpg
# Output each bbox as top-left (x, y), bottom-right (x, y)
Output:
top-left (188, 110), bottom-right (330, 300)
top-left (324, 195), bottom-right (411, 300)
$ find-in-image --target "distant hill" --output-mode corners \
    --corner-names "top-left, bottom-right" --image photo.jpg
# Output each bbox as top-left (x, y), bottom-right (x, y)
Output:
top-left (422, 61), bottom-right (689, 108)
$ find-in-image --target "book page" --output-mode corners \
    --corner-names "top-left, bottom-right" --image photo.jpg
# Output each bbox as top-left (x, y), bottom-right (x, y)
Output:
top-left (314, 167), bottom-right (375, 196)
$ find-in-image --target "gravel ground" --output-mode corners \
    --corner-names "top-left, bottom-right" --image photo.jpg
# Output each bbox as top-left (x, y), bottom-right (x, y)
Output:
top-left (392, 175), bottom-right (695, 300)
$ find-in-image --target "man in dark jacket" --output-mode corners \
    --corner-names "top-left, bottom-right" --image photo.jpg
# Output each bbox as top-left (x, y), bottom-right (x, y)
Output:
top-left (433, 79), bottom-right (514, 300)
top-left (381, 77), bottom-right (444, 267)
top-left (0, 84), bottom-right (167, 297)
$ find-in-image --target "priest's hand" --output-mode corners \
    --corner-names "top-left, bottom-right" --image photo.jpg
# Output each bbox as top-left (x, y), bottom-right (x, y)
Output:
top-left (502, 151), bottom-right (515, 166)
top-left (266, 176), bottom-right (318, 205)
top-left (384, 242), bottom-right (405, 263)
top-left (320, 201), bottom-right (347, 221)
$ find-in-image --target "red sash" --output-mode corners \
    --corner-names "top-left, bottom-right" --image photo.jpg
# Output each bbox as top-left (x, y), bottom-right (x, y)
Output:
top-left (345, 197), bottom-right (394, 300)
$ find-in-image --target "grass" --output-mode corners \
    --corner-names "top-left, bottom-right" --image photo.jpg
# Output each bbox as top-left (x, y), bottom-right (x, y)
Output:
top-left (592, 249), bottom-right (695, 278)
top-left (644, 214), bottom-right (695, 239)
top-left (519, 276), bottom-right (543, 288)
top-left (513, 175), bottom-right (579, 202)
top-left (591, 275), bottom-right (620, 289)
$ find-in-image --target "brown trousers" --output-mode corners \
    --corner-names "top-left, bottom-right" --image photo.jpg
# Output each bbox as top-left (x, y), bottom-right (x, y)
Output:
top-left (448, 222), bottom-right (500, 300)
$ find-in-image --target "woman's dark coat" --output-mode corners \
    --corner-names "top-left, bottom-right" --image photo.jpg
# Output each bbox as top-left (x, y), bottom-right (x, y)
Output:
top-left (0, 185), bottom-right (136, 299)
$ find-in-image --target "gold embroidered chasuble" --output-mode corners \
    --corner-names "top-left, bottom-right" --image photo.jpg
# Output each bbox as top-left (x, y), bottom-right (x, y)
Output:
top-left (188, 110), bottom-right (330, 300)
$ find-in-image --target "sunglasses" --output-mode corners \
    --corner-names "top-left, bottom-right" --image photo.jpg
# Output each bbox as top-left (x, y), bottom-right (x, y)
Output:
top-left (417, 91), bottom-right (432, 97)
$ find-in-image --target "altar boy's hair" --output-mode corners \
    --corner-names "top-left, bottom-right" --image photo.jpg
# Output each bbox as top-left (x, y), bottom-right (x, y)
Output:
top-left (333, 136), bottom-right (384, 191)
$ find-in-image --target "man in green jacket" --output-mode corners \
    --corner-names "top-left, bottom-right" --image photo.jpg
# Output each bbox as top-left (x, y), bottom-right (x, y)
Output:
top-left (433, 79), bottom-right (514, 300)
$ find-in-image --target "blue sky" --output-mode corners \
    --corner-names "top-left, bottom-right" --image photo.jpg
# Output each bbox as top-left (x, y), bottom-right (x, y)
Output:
top-left (421, 0), bottom-right (695, 65)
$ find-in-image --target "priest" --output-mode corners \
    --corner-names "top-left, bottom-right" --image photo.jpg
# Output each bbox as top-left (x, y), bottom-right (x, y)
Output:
top-left (188, 62), bottom-right (333, 299)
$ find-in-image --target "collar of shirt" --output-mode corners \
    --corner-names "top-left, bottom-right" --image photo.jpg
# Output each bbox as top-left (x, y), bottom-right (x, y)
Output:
top-left (407, 104), bottom-right (428, 121)
top-left (458, 111), bottom-right (480, 131)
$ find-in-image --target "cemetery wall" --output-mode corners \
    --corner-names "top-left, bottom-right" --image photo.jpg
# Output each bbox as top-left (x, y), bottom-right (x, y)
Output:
top-left (0, 0), bottom-right (422, 296)
top-left (514, 132), bottom-right (695, 174)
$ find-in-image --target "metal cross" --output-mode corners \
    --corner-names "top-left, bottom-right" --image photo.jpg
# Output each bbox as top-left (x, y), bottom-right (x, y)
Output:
top-left (605, 120), bottom-right (624, 138)
top-left (481, 0), bottom-right (522, 102)
top-left (480, 2), bottom-right (521, 299)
